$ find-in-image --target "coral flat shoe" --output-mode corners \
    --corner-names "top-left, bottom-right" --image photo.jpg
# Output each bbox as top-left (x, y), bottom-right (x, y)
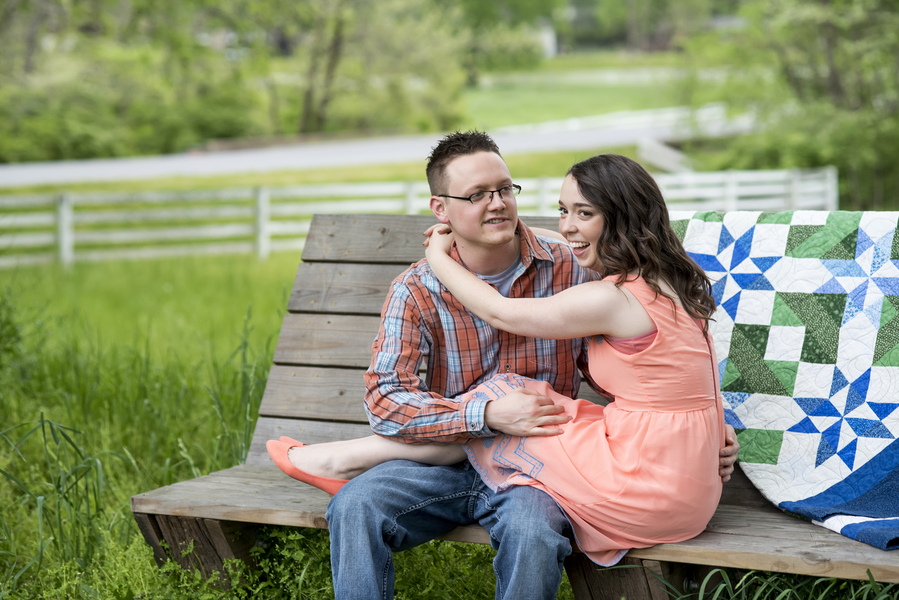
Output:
top-left (266, 440), bottom-right (348, 496)
top-left (279, 437), bottom-right (306, 447)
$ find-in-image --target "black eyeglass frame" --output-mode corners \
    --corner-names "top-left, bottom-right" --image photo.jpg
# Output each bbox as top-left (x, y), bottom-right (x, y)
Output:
top-left (438, 184), bottom-right (522, 205)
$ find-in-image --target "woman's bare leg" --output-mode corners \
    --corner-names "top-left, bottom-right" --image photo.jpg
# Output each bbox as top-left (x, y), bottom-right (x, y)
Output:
top-left (287, 436), bottom-right (467, 480)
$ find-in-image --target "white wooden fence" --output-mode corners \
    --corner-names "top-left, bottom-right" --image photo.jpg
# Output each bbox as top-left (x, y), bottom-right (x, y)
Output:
top-left (0, 167), bottom-right (838, 269)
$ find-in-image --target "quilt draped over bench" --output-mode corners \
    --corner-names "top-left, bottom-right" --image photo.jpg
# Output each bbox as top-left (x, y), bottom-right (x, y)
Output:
top-left (671, 210), bottom-right (899, 551)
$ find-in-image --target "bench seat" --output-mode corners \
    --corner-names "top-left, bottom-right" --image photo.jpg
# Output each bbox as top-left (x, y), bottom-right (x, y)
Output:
top-left (132, 214), bottom-right (899, 598)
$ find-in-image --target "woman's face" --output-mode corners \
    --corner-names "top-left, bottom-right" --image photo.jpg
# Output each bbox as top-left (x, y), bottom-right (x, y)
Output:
top-left (558, 174), bottom-right (605, 272)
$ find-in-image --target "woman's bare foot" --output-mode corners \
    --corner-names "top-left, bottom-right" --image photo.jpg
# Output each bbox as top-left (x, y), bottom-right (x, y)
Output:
top-left (287, 441), bottom-right (364, 480)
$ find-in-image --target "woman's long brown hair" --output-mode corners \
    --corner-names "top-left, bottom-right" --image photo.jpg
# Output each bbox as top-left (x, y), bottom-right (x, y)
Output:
top-left (567, 154), bottom-right (716, 330)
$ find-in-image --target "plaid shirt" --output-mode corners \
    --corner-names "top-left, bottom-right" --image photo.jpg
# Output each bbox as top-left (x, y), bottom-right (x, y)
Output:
top-left (364, 221), bottom-right (597, 443)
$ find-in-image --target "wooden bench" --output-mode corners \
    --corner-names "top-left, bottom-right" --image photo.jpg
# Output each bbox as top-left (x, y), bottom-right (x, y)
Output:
top-left (132, 213), bottom-right (899, 599)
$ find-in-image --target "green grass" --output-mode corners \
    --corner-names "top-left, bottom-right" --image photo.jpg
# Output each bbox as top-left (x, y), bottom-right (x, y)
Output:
top-left (463, 82), bottom-right (680, 129)
top-left (2, 255), bottom-right (898, 599)
top-left (0, 145), bottom-right (641, 197)
top-left (535, 49), bottom-right (687, 71)
top-left (0, 254), bottom-right (298, 363)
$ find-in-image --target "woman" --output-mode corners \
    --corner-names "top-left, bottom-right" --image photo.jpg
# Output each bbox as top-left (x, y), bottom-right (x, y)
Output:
top-left (268, 154), bottom-right (725, 566)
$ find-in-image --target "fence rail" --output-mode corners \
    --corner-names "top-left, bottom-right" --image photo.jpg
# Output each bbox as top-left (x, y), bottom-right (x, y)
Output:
top-left (0, 167), bottom-right (838, 269)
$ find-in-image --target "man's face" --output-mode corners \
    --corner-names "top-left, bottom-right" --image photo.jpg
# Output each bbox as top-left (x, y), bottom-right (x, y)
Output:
top-left (430, 151), bottom-right (518, 252)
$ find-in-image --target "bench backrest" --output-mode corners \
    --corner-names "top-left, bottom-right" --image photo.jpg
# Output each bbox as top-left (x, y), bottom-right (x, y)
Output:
top-left (246, 213), bottom-right (766, 507)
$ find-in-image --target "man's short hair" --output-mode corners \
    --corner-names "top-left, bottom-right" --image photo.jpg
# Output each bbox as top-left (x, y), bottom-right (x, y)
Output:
top-left (426, 131), bottom-right (501, 196)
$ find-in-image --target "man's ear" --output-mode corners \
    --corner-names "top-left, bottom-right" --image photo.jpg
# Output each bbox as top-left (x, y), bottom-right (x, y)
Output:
top-left (430, 195), bottom-right (450, 224)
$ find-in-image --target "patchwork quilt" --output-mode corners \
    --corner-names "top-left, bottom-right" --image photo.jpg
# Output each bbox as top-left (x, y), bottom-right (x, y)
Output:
top-left (670, 210), bottom-right (899, 551)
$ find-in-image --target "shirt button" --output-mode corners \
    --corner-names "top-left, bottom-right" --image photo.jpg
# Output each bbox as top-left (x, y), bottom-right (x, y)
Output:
top-left (505, 364), bottom-right (511, 371)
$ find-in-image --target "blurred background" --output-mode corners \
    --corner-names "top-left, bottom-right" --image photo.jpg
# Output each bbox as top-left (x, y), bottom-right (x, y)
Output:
top-left (2, 0), bottom-right (896, 209)
top-left (2, 2), bottom-right (898, 598)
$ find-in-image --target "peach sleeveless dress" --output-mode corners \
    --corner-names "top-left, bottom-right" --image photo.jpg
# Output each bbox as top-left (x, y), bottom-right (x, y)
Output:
top-left (462, 277), bottom-right (725, 566)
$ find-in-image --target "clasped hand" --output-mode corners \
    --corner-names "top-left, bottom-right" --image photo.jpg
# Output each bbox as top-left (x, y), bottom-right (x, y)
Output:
top-left (422, 223), bottom-right (454, 258)
top-left (484, 388), bottom-right (571, 437)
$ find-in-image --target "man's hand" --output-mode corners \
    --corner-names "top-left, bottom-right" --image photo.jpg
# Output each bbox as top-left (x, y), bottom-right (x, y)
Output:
top-left (719, 424), bottom-right (740, 483)
top-left (484, 389), bottom-right (571, 437)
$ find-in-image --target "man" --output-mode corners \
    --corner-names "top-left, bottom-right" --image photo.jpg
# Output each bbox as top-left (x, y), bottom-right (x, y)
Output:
top-left (326, 131), bottom-right (739, 599)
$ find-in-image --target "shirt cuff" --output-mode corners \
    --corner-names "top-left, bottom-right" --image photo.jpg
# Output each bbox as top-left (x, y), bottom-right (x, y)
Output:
top-left (462, 395), bottom-right (496, 437)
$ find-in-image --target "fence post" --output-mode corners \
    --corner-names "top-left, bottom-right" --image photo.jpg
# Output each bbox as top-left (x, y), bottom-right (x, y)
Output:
top-left (404, 182), bottom-right (418, 215)
top-left (537, 177), bottom-right (550, 215)
top-left (724, 171), bottom-right (738, 212)
top-left (56, 193), bottom-right (74, 267)
top-left (255, 186), bottom-right (270, 260)
top-left (826, 166), bottom-right (839, 211)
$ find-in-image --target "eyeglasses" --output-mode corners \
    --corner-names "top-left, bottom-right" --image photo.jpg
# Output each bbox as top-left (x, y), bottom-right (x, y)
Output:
top-left (439, 184), bottom-right (522, 205)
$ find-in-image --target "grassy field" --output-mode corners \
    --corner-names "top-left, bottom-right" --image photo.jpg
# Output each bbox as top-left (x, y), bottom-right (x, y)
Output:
top-left (0, 256), bottom-right (519, 599)
top-left (1, 49), bottom-right (894, 599)
top-left (4, 254), bottom-right (898, 599)
top-left (463, 82), bottom-right (681, 129)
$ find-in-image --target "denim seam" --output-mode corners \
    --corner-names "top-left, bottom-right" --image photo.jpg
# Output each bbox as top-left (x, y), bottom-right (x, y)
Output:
top-left (384, 490), bottom-right (478, 537)
top-left (380, 552), bottom-right (392, 600)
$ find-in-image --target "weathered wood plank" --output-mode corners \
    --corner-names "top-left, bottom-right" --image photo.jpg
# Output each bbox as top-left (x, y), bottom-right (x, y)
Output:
top-left (258, 366), bottom-right (371, 422)
top-left (641, 560), bottom-right (674, 600)
top-left (565, 555), bottom-right (655, 600)
top-left (288, 262), bottom-right (409, 315)
top-left (204, 519), bottom-right (258, 567)
top-left (133, 462), bottom-right (899, 583)
top-left (719, 467), bottom-right (768, 508)
top-left (155, 515), bottom-right (226, 580)
top-left (273, 313), bottom-right (380, 368)
top-left (247, 417), bottom-right (374, 465)
top-left (301, 214), bottom-right (559, 263)
top-left (258, 366), bottom-right (609, 422)
top-left (133, 512), bottom-right (167, 567)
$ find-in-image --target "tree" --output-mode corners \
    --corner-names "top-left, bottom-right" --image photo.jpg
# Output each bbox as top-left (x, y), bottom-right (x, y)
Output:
top-left (683, 0), bottom-right (899, 209)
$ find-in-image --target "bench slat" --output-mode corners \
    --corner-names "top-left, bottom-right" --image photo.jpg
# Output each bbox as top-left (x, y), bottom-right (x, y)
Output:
top-left (259, 365), bottom-right (609, 423)
top-left (247, 417), bottom-right (374, 466)
top-left (628, 512), bottom-right (899, 583)
top-left (259, 366), bottom-right (371, 422)
top-left (301, 214), bottom-right (560, 264)
top-left (131, 464), bottom-right (899, 583)
top-left (273, 314), bottom-right (380, 368)
top-left (288, 263), bottom-right (409, 315)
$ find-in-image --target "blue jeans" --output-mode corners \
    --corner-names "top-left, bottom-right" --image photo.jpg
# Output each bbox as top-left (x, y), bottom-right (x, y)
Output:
top-left (326, 459), bottom-right (572, 600)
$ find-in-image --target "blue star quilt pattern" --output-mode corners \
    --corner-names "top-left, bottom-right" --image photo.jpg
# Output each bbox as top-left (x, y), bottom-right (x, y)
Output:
top-left (669, 210), bottom-right (899, 551)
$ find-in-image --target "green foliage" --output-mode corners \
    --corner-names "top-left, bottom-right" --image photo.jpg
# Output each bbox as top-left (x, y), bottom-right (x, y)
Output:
top-left (0, 42), bottom-right (262, 162)
top-left (692, 568), bottom-right (899, 600)
top-left (0, 255), bottom-right (896, 598)
top-left (453, 0), bottom-right (565, 29)
top-left (682, 0), bottom-right (899, 210)
top-left (565, 0), bottom-right (722, 50)
top-left (0, 0), bottom-right (479, 161)
top-left (0, 290), bottom-right (23, 368)
top-left (469, 23), bottom-right (546, 73)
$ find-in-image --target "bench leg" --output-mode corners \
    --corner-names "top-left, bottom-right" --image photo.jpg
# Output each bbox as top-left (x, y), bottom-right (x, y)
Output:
top-left (133, 512), bottom-right (167, 568)
top-left (564, 555), bottom-right (672, 600)
top-left (133, 513), bottom-right (257, 587)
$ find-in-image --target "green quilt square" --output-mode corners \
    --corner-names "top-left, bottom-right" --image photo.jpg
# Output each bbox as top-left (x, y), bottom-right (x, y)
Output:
top-left (722, 325), bottom-right (792, 396)
top-left (777, 292), bottom-right (846, 364)
top-left (785, 212), bottom-right (862, 259)
top-left (757, 211), bottom-right (795, 225)
top-left (737, 428), bottom-right (784, 465)
top-left (874, 296), bottom-right (899, 367)
top-left (671, 219), bottom-right (688, 243)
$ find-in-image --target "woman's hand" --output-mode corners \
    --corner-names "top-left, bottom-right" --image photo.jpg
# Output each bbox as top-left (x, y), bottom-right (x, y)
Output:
top-left (423, 223), bottom-right (454, 257)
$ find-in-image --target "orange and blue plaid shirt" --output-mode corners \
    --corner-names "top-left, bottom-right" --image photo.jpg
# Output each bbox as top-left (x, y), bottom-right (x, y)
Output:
top-left (364, 221), bottom-right (597, 443)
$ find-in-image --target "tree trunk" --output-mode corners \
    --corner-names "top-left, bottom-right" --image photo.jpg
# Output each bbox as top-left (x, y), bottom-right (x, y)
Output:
top-left (313, 12), bottom-right (345, 132)
top-left (23, 0), bottom-right (47, 74)
top-left (299, 16), bottom-right (326, 135)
